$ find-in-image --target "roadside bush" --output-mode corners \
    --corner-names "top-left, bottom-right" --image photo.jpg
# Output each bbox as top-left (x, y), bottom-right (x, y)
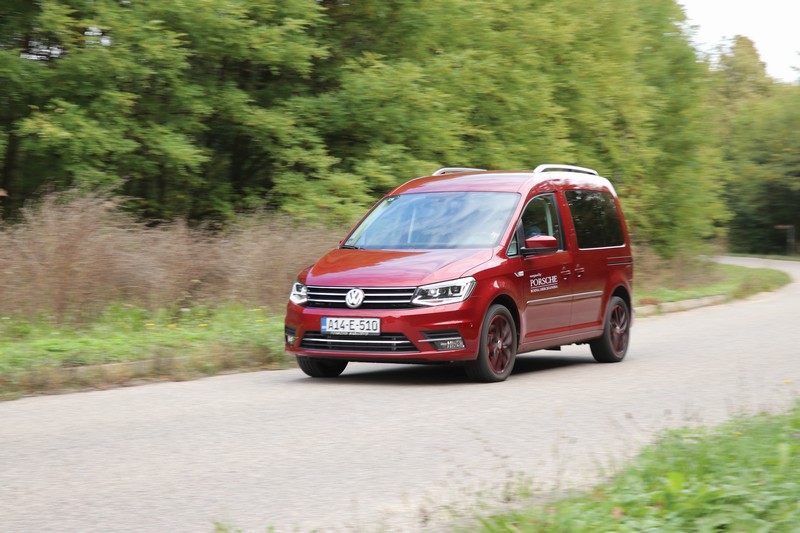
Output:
top-left (0, 190), bottom-right (339, 324)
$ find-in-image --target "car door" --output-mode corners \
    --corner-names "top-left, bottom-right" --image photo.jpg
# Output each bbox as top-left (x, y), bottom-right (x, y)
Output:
top-left (513, 193), bottom-right (574, 341)
top-left (564, 189), bottom-right (626, 329)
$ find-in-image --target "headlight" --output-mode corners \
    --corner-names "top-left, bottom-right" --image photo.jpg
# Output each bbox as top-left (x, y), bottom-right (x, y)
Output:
top-left (412, 277), bottom-right (476, 306)
top-left (290, 281), bottom-right (308, 305)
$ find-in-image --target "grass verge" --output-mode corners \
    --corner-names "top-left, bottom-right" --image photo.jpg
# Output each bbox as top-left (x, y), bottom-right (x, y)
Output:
top-left (635, 262), bottom-right (791, 305)
top-left (476, 401), bottom-right (800, 532)
top-left (0, 305), bottom-right (288, 399)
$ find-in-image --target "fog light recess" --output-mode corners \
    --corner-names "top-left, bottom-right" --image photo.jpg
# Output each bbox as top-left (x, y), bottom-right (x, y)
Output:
top-left (284, 326), bottom-right (297, 346)
top-left (423, 330), bottom-right (465, 351)
top-left (434, 339), bottom-right (465, 350)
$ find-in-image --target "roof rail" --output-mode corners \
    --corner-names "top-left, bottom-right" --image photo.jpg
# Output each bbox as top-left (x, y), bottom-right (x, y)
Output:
top-left (533, 164), bottom-right (598, 176)
top-left (432, 167), bottom-right (487, 176)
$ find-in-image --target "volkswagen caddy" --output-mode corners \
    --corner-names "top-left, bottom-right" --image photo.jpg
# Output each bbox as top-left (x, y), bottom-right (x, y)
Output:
top-left (285, 164), bottom-right (633, 382)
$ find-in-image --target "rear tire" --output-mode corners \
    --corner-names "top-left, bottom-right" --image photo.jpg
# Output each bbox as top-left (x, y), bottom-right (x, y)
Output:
top-left (590, 296), bottom-right (630, 363)
top-left (465, 305), bottom-right (517, 382)
top-left (296, 356), bottom-right (348, 378)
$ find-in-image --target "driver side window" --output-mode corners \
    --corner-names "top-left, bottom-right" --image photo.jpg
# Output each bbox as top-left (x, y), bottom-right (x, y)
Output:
top-left (520, 194), bottom-right (563, 249)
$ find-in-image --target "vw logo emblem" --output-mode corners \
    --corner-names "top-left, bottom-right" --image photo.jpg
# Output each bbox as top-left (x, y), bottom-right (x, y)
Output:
top-left (345, 288), bottom-right (365, 308)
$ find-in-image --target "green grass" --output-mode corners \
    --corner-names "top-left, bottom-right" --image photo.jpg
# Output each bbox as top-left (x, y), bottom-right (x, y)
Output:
top-left (0, 304), bottom-right (289, 396)
top-left (635, 263), bottom-right (791, 305)
top-left (476, 402), bottom-right (800, 532)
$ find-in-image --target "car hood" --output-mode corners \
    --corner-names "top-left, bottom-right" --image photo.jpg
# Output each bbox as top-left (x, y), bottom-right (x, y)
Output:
top-left (304, 248), bottom-right (494, 287)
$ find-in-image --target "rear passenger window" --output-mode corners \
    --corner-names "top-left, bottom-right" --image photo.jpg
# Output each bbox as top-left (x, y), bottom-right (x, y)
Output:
top-left (565, 190), bottom-right (624, 249)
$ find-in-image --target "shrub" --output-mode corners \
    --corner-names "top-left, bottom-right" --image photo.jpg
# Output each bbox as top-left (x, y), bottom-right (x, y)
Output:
top-left (0, 190), bottom-right (339, 324)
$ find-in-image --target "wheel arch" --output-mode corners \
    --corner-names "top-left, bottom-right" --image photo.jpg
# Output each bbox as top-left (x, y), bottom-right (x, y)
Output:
top-left (489, 293), bottom-right (520, 342)
top-left (611, 285), bottom-right (632, 323)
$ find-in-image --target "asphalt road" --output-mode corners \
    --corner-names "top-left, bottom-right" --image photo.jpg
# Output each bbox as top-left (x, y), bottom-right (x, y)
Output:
top-left (1, 257), bottom-right (799, 533)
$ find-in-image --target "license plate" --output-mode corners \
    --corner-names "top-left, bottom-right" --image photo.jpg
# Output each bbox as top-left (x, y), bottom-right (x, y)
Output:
top-left (321, 317), bottom-right (381, 336)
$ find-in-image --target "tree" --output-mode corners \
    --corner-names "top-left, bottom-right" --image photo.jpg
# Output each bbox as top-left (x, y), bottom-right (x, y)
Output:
top-left (715, 35), bottom-right (773, 103)
top-left (614, 0), bottom-right (730, 256)
top-left (725, 84), bottom-right (800, 253)
top-left (0, 0), bottom-right (47, 211)
top-left (1, 0), bottom-right (328, 220)
top-left (707, 36), bottom-right (800, 254)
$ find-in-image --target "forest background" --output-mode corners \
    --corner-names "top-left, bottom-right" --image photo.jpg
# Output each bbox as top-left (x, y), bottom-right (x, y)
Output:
top-left (2, 0), bottom-right (799, 251)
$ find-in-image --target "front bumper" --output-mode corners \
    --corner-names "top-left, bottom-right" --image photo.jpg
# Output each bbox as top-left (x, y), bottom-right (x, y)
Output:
top-left (284, 301), bottom-right (483, 363)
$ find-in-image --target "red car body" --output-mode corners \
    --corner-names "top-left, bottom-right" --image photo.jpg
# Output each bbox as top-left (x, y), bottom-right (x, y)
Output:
top-left (285, 165), bottom-right (633, 381)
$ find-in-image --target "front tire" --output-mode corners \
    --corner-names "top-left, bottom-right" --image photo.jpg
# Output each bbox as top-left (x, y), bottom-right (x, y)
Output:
top-left (590, 296), bottom-right (630, 363)
top-left (296, 356), bottom-right (348, 378)
top-left (465, 305), bottom-right (517, 382)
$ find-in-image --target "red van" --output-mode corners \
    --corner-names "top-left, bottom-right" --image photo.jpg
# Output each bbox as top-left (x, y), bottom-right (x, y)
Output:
top-left (285, 165), bottom-right (633, 382)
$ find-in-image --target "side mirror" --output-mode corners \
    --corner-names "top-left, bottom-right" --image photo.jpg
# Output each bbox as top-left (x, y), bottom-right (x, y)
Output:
top-left (522, 235), bottom-right (558, 255)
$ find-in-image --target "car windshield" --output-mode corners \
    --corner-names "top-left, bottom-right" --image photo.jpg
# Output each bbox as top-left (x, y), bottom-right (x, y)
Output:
top-left (343, 192), bottom-right (519, 249)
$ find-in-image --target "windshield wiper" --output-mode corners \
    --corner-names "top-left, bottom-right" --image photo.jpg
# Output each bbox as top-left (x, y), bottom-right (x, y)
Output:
top-left (340, 244), bottom-right (361, 249)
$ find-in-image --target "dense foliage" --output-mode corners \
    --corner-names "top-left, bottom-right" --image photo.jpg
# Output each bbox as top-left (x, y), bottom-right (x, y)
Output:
top-left (1, 0), bottom-right (798, 255)
top-left (713, 38), bottom-right (800, 254)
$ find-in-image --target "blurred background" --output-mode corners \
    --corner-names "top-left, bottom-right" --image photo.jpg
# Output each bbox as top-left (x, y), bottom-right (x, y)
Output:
top-left (0, 0), bottom-right (797, 325)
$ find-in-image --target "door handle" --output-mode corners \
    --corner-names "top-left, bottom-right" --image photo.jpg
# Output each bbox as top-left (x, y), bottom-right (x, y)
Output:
top-left (560, 267), bottom-right (572, 279)
top-left (575, 265), bottom-right (585, 278)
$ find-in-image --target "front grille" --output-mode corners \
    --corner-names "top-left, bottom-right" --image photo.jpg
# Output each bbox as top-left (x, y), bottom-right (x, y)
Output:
top-left (300, 331), bottom-right (418, 353)
top-left (306, 286), bottom-right (416, 309)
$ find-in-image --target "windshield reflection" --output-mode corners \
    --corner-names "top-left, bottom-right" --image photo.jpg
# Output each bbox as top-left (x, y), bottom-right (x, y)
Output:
top-left (344, 192), bottom-right (519, 249)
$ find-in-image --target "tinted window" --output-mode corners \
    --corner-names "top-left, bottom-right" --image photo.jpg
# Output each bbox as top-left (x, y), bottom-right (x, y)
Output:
top-left (565, 190), bottom-right (624, 249)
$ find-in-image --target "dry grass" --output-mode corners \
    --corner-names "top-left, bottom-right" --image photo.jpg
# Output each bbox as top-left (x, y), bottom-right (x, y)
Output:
top-left (0, 190), bottom-right (340, 323)
top-left (632, 246), bottom-right (724, 304)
